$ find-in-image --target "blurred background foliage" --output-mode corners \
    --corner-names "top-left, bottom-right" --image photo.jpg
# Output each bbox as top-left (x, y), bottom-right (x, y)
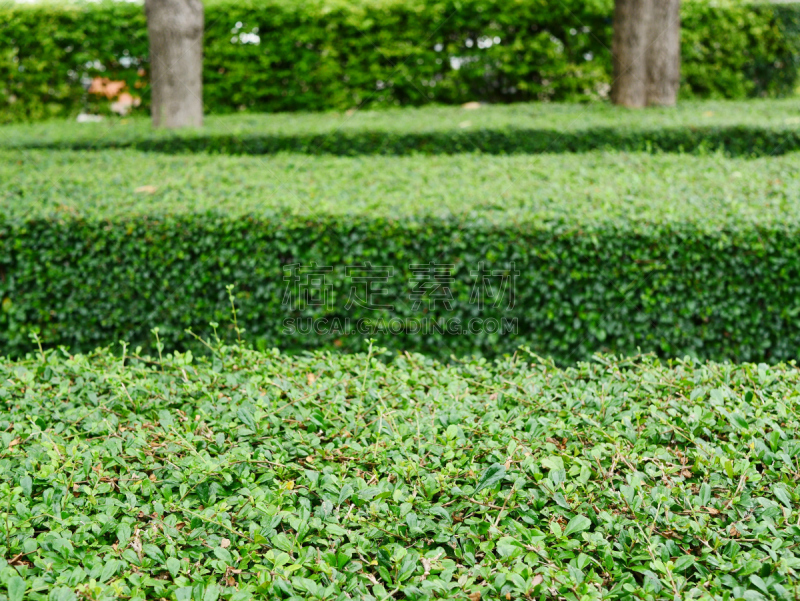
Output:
top-left (1, 0), bottom-right (798, 123)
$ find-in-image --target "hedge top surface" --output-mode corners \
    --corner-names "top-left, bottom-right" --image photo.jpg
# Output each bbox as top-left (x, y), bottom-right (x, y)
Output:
top-left (3, 147), bottom-right (800, 229)
top-left (0, 345), bottom-right (799, 600)
top-left (2, 98), bottom-right (799, 151)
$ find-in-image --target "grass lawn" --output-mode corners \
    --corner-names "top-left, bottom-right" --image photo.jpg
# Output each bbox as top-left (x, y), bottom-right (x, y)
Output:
top-left (0, 99), bottom-right (798, 156)
top-left (3, 148), bottom-right (799, 223)
top-left (0, 345), bottom-right (798, 600)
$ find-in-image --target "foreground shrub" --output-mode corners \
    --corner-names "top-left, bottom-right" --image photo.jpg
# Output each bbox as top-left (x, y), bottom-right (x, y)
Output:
top-left (0, 346), bottom-right (798, 599)
top-left (3, 149), bottom-right (800, 362)
top-left (1, 0), bottom-right (799, 123)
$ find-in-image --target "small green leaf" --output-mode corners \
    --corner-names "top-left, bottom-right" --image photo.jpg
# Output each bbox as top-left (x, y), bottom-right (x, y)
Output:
top-left (699, 482), bottom-right (711, 507)
top-left (8, 576), bottom-right (25, 601)
top-left (203, 584), bottom-right (220, 601)
top-left (20, 475), bottom-right (32, 498)
top-left (473, 463), bottom-right (506, 496)
top-left (99, 559), bottom-right (118, 583)
top-left (237, 407), bottom-right (256, 430)
top-left (774, 485), bottom-right (792, 508)
top-left (563, 514), bottom-right (591, 538)
top-left (749, 574), bottom-right (770, 596)
top-left (116, 523), bottom-right (131, 546)
top-left (338, 484), bottom-right (354, 506)
top-left (214, 547), bottom-right (233, 562)
top-left (166, 556), bottom-right (181, 578)
top-left (727, 412), bottom-right (749, 430)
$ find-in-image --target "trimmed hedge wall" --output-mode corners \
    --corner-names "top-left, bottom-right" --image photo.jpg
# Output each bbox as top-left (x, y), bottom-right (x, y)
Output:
top-left (3, 98), bottom-right (800, 157)
top-left (1, 0), bottom-right (799, 124)
top-left (3, 149), bottom-right (800, 363)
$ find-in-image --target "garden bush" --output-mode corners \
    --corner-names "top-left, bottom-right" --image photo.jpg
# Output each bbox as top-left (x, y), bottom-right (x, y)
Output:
top-left (1, 0), bottom-right (798, 123)
top-left (0, 345), bottom-right (799, 599)
top-left (3, 148), bottom-right (800, 363)
top-left (2, 98), bottom-right (800, 157)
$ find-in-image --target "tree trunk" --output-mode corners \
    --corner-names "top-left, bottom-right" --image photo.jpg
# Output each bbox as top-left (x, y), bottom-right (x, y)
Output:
top-left (145, 0), bottom-right (204, 128)
top-left (612, 0), bottom-right (652, 108)
top-left (646, 0), bottom-right (680, 106)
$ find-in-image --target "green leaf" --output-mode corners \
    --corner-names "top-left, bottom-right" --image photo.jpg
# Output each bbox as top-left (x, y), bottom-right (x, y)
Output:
top-left (166, 557), bottom-right (181, 578)
top-left (197, 481), bottom-right (211, 504)
top-left (699, 482), bottom-right (711, 507)
top-left (563, 515), bottom-right (591, 538)
top-left (774, 485), bottom-right (792, 508)
top-left (99, 559), bottom-right (118, 583)
top-left (728, 412), bottom-right (749, 430)
top-left (237, 407), bottom-right (256, 430)
top-left (214, 547), bottom-right (233, 562)
top-left (8, 576), bottom-right (25, 601)
top-left (143, 543), bottom-right (165, 562)
top-left (749, 574), bottom-right (770, 596)
top-left (338, 484), bottom-right (354, 506)
top-left (203, 584), bottom-right (220, 601)
top-left (116, 523), bottom-right (131, 546)
top-left (473, 463), bottom-right (506, 496)
top-left (672, 555), bottom-right (695, 572)
top-left (20, 475), bottom-right (32, 498)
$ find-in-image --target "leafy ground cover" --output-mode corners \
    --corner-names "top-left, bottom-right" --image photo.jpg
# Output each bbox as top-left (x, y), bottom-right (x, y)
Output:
top-left (1, 99), bottom-right (799, 156)
top-left (0, 344), bottom-right (798, 600)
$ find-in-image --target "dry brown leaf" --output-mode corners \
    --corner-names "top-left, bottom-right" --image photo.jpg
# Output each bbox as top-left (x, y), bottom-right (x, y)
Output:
top-left (88, 77), bottom-right (128, 99)
top-left (220, 538), bottom-right (231, 549)
top-left (420, 556), bottom-right (431, 580)
top-left (111, 92), bottom-right (141, 116)
top-left (134, 185), bottom-right (158, 194)
top-left (532, 574), bottom-right (544, 587)
top-left (307, 373), bottom-right (316, 385)
top-left (462, 101), bottom-right (482, 110)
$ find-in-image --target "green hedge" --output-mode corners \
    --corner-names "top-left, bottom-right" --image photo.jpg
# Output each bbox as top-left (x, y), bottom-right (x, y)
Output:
top-left (3, 98), bottom-right (800, 157)
top-left (2, 346), bottom-right (800, 599)
top-left (3, 148), bottom-right (800, 363)
top-left (1, 0), bottom-right (799, 124)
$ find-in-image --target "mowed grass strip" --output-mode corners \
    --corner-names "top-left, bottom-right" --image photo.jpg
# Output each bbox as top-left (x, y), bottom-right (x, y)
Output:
top-left (0, 346), bottom-right (798, 600)
top-left (3, 148), bottom-right (800, 225)
top-left (1, 98), bottom-right (799, 157)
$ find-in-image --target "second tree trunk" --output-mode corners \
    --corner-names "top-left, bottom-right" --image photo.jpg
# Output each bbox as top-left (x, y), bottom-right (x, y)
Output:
top-left (612, 0), bottom-right (680, 108)
top-left (145, 0), bottom-right (204, 128)
top-left (646, 0), bottom-right (680, 106)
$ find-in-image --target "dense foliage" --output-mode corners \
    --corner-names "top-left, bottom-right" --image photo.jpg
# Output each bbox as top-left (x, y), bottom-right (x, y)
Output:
top-left (0, 346), bottom-right (799, 600)
top-left (2, 99), bottom-right (800, 157)
top-left (3, 148), bottom-right (800, 362)
top-left (1, 0), bottom-right (798, 123)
